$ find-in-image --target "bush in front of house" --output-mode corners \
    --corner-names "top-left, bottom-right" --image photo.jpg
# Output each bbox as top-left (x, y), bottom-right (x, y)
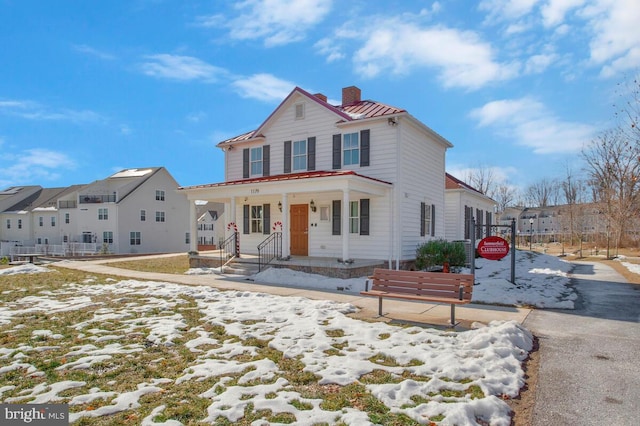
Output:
top-left (416, 239), bottom-right (467, 273)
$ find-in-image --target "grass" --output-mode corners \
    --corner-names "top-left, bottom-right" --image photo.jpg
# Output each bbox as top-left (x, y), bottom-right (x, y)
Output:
top-left (106, 254), bottom-right (190, 274)
top-left (0, 264), bottom-right (490, 425)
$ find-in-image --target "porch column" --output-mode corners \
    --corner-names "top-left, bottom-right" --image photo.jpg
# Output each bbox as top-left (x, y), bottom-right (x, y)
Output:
top-left (342, 190), bottom-right (350, 261)
top-left (281, 193), bottom-right (290, 258)
top-left (189, 201), bottom-right (198, 252)
top-left (229, 198), bottom-right (237, 235)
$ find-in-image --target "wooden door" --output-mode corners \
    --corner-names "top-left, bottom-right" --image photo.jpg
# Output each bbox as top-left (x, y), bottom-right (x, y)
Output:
top-left (290, 204), bottom-right (308, 256)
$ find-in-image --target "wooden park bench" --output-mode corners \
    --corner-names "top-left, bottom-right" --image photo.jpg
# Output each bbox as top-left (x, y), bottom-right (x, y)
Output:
top-left (361, 268), bottom-right (475, 325)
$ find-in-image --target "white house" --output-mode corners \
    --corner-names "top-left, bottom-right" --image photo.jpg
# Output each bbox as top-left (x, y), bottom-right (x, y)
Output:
top-left (196, 202), bottom-right (225, 250)
top-left (444, 173), bottom-right (497, 241)
top-left (0, 167), bottom-right (191, 256)
top-left (179, 86), bottom-right (453, 269)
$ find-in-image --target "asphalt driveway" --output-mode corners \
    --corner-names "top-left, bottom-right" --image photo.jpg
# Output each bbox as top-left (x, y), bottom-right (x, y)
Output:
top-left (524, 260), bottom-right (640, 425)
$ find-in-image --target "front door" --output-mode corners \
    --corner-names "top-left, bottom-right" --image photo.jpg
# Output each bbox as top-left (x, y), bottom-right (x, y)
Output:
top-left (290, 204), bottom-right (308, 256)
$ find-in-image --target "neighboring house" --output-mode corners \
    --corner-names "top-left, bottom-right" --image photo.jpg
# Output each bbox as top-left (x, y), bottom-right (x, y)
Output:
top-left (179, 86), bottom-right (453, 268)
top-left (0, 167), bottom-right (191, 255)
top-left (196, 202), bottom-right (225, 250)
top-left (444, 173), bottom-right (497, 241)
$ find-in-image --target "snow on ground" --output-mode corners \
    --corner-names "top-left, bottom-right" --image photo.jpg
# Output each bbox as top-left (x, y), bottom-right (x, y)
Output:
top-left (192, 250), bottom-right (578, 309)
top-left (1, 251), bottom-right (636, 424)
top-left (0, 263), bottom-right (51, 275)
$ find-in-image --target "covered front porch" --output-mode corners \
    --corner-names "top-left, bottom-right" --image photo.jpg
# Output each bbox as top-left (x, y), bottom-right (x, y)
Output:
top-left (179, 171), bottom-right (396, 276)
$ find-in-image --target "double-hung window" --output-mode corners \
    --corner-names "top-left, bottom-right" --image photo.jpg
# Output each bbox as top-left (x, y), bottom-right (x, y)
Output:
top-left (103, 231), bottom-right (113, 244)
top-left (156, 211), bottom-right (165, 222)
top-left (292, 140), bottom-right (307, 171)
top-left (130, 231), bottom-right (141, 245)
top-left (251, 205), bottom-right (263, 233)
top-left (349, 201), bottom-right (359, 234)
top-left (98, 208), bottom-right (108, 220)
top-left (343, 132), bottom-right (359, 166)
top-left (156, 190), bottom-right (165, 201)
top-left (250, 147), bottom-right (263, 176)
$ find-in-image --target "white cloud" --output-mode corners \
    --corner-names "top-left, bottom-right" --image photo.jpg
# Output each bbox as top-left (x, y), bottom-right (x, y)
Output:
top-left (0, 99), bottom-right (104, 123)
top-left (582, 0), bottom-right (640, 76)
top-left (0, 148), bottom-right (76, 185)
top-left (540, 0), bottom-right (586, 27)
top-left (330, 18), bottom-right (517, 90)
top-left (478, 0), bottom-right (539, 22)
top-left (470, 97), bottom-right (598, 153)
top-left (199, 0), bottom-right (333, 47)
top-left (524, 52), bottom-right (558, 74)
top-left (232, 74), bottom-right (296, 102)
top-left (140, 54), bottom-right (226, 82)
top-left (73, 44), bottom-right (116, 60)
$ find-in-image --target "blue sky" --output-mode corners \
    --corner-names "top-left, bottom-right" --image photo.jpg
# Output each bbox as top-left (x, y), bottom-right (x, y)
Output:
top-left (1, 0), bottom-right (638, 193)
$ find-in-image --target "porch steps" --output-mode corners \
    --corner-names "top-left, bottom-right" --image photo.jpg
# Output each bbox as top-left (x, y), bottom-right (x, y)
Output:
top-left (222, 258), bottom-right (263, 276)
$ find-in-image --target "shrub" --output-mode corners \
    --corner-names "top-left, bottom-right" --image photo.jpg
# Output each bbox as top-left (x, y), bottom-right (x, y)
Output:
top-left (415, 239), bottom-right (467, 273)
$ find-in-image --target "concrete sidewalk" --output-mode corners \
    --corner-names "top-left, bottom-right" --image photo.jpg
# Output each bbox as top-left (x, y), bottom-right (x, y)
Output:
top-left (55, 258), bottom-right (531, 328)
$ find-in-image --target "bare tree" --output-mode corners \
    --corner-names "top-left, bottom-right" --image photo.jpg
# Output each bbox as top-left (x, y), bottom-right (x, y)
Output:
top-left (582, 128), bottom-right (640, 250)
top-left (493, 184), bottom-right (518, 214)
top-left (525, 178), bottom-right (558, 207)
top-left (558, 163), bottom-right (587, 244)
top-left (460, 165), bottom-right (497, 197)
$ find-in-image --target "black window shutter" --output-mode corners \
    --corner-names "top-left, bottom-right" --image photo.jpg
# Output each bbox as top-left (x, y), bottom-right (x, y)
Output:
top-left (360, 129), bottom-right (370, 167)
top-left (263, 145), bottom-right (270, 176)
top-left (243, 205), bottom-right (250, 234)
top-left (332, 134), bottom-right (341, 169)
top-left (332, 200), bottom-right (341, 235)
top-left (360, 199), bottom-right (369, 235)
top-left (420, 202), bottom-right (426, 236)
top-left (243, 149), bottom-right (250, 178)
top-left (431, 204), bottom-right (436, 237)
top-left (263, 204), bottom-right (270, 234)
top-left (284, 140), bottom-right (292, 173)
top-left (307, 137), bottom-right (316, 171)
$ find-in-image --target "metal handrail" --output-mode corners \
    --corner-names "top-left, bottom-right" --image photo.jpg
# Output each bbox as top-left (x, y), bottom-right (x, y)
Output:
top-left (219, 232), bottom-right (238, 269)
top-left (257, 232), bottom-right (282, 272)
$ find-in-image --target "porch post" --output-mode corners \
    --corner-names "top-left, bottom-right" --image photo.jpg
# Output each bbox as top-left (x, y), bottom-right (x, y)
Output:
top-left (281, 193), bottom-right (290, 258)
top-left (189, 200), bottom-right (198, 252)
top-left (342, 190), bottom-right (350, 261)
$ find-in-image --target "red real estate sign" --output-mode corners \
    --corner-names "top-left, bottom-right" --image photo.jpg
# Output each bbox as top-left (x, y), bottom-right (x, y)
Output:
top-left (478, 236), bottom-right (509, 260)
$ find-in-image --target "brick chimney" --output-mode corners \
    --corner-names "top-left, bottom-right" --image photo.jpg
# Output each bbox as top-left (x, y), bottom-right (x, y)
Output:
top-left (342, 86), bottom-right (361, 106)
top-left (314, 93), bottom-right (328, 103)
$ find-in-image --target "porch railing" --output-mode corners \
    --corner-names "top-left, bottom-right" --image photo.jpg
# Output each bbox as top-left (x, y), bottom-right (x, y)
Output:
top-left (257, 232), bottom-right (282, 272)
top-left (219, 232), bottom-right (238, 268)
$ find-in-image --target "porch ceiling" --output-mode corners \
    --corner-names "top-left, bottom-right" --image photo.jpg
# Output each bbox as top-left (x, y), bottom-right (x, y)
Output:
top-left (179, 170), bottom-right (392, 201)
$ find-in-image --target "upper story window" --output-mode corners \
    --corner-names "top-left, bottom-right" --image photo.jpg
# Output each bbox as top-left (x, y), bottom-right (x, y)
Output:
top-left (65, 213), bottom-right (70, 224)
top-left (39, 217), bottom-right (44, 227)
top-left (51, 217), bottom-right (56, 227)
top-left (6, 219), bottom-right (9, 229)
top-left (98, 208), bottom-right (108, 220)
top-left (293, 140), bottom-right (307, 171)
top-left (156, 211), bottom-right (165, 222)
top-left (156, 190), bottom-right (165, 201)
top-left (250, 147), bottom-right (263, 176)
top-left (141, 210), bottom-right (146, 221)
top-left (343, 132), bottom-right (360, 166)
top-left (295, 103), bottom-right (305, 119)
top-left (243, 145), bottom-right (270, 178)
top-left (332, 129), bottom-right (370, 169)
